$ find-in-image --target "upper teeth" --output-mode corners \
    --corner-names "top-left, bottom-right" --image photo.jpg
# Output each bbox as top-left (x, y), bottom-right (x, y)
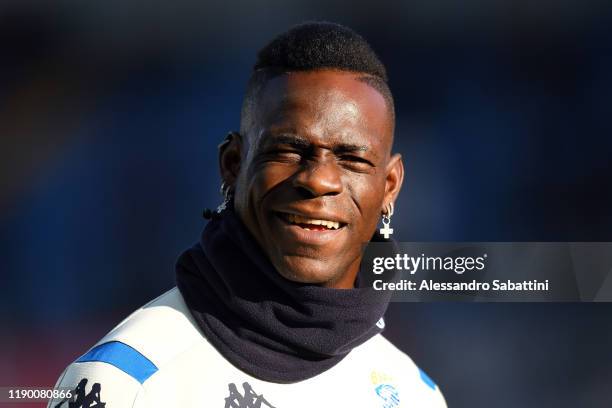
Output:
top-left (286, 214), bottom-right (341, 230)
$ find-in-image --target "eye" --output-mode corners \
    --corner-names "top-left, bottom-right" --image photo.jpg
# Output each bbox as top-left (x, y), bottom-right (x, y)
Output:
top-left (339, 155), bottom-right (374, 170)
top-left (264, 149), bottom-right (302, 163)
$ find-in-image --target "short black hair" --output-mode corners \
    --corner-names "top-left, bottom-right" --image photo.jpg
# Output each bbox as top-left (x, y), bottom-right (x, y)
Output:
top-left (240, 21), bottom-right (395, 135)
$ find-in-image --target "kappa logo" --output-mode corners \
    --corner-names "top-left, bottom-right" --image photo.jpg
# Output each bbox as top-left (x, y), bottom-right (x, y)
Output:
top-left (224, 382), bottom-right (277, 408)
top-left (54, 378), bottom-right (106, 408)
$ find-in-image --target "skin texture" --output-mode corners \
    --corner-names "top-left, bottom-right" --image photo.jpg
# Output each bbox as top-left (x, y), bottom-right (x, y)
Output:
top-left (220, 70), bottom-right (404, 288)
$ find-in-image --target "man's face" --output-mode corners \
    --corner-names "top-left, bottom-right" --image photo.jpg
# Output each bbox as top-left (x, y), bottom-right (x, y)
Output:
top-left (224, 70), bottom-right (403, 288)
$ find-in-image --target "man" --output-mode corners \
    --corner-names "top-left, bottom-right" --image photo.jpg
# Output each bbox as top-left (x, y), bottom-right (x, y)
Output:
top-left (48, 22), bottom-right (446, 408)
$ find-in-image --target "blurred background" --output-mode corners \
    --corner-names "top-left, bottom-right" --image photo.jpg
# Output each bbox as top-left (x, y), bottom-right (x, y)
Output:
top-left (1, 0), bottom-right (611, 406)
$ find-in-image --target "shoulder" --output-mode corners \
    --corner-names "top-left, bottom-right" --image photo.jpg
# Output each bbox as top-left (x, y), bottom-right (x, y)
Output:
top-left (353, 333), bottom-right (448, 408)
top-left (91, 287), bottom-right (203, 365)
top-left (48, 287), bottom-right (203, 408)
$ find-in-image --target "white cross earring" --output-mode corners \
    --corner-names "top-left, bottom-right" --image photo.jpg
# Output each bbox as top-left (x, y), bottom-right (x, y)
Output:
top-left (379, 202), bottom-right (394, 239)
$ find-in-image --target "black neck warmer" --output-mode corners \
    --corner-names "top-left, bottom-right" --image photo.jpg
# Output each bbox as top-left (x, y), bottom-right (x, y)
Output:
top-left (175, 209), bottom-right (393, 383)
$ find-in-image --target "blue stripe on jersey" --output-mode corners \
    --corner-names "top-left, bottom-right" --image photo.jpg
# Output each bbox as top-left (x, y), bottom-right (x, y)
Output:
top-left (418, 367), bottom-right (437, 390)
top-left (76, 340), bottom-right (158, 384)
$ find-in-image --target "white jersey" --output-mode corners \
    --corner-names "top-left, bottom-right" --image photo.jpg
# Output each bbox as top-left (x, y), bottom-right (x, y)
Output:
top-left (48, 288), bottom-right (446, 408)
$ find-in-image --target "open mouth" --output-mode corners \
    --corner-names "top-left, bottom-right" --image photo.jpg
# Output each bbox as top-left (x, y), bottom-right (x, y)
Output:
top-left (276, 212), bottom-right (346, 231)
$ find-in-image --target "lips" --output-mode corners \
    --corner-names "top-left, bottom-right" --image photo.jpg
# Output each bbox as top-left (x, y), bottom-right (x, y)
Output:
top-left (275, 211), bottom-right (346, 231)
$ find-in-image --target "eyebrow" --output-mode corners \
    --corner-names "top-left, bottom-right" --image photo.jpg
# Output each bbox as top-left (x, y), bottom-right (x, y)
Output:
top-left (262, 133), bottom-right (370, 153)
top-left (263, 134), bottom-right (310, 149)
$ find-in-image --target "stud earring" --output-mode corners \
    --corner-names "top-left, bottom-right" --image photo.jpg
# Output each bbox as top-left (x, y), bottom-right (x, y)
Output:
top-left (379, 202), bottom-right (394, 239)
top-left (218, 131), bottom-right (237, 149)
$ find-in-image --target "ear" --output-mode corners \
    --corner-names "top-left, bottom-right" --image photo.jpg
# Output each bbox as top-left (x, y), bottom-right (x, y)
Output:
top-left (383, 153), bottom-right (404, 210)
top-left (218, 131), bottom-right (243, 188)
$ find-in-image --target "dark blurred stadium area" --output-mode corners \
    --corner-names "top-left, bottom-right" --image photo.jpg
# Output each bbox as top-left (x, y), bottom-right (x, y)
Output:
top-left (1, 1), bottom-right (611, 407)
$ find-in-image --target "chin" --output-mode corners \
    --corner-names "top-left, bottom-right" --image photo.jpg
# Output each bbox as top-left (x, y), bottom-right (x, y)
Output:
top-left (275, 256), bottom-right (343, 286)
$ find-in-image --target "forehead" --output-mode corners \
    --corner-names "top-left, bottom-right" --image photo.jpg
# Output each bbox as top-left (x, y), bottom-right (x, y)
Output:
top-left (254, 70), bottom-right (393, 152)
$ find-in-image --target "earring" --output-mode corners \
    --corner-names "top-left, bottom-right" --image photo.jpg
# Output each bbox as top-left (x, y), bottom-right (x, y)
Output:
top-left (217, 132), bottom-right (237, 213)
top-left (203, 133), bottom-right (238, 220)
top-left (216, 182), bottom-right (233, 213)
top-left (218, 131), bottom-right (237, 149)
top-left (202, 182), bottom-right (234, 219)
top-left (379, 202), bottom-right (394, 239)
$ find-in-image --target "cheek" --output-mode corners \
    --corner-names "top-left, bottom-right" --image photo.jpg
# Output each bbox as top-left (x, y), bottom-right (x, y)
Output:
top-left (246, 162), bottom-right (297, 204)
top-left (347, 174), bottom-right (386, 226)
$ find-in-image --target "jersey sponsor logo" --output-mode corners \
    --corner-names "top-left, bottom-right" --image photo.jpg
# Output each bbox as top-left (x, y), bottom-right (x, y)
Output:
top-left (54, 378), bottom-right (106, 408)
top-left (375, 384), bottom-right (400, 408)
top-left (224, 382), bottom-right (277, 408)
top-left (371, 370), bottom-right (400, 408)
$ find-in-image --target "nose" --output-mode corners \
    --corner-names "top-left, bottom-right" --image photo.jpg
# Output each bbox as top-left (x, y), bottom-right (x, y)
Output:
top-left (292, 158), bottom-right (343, 198)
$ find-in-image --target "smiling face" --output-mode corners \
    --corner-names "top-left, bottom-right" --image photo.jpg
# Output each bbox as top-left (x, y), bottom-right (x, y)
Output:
top-left (221, 70), bottom-right (403, 288)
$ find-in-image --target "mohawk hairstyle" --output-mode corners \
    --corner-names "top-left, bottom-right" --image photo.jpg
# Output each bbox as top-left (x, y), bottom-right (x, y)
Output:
top-left (240, 21), bottom-right (395, 135)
